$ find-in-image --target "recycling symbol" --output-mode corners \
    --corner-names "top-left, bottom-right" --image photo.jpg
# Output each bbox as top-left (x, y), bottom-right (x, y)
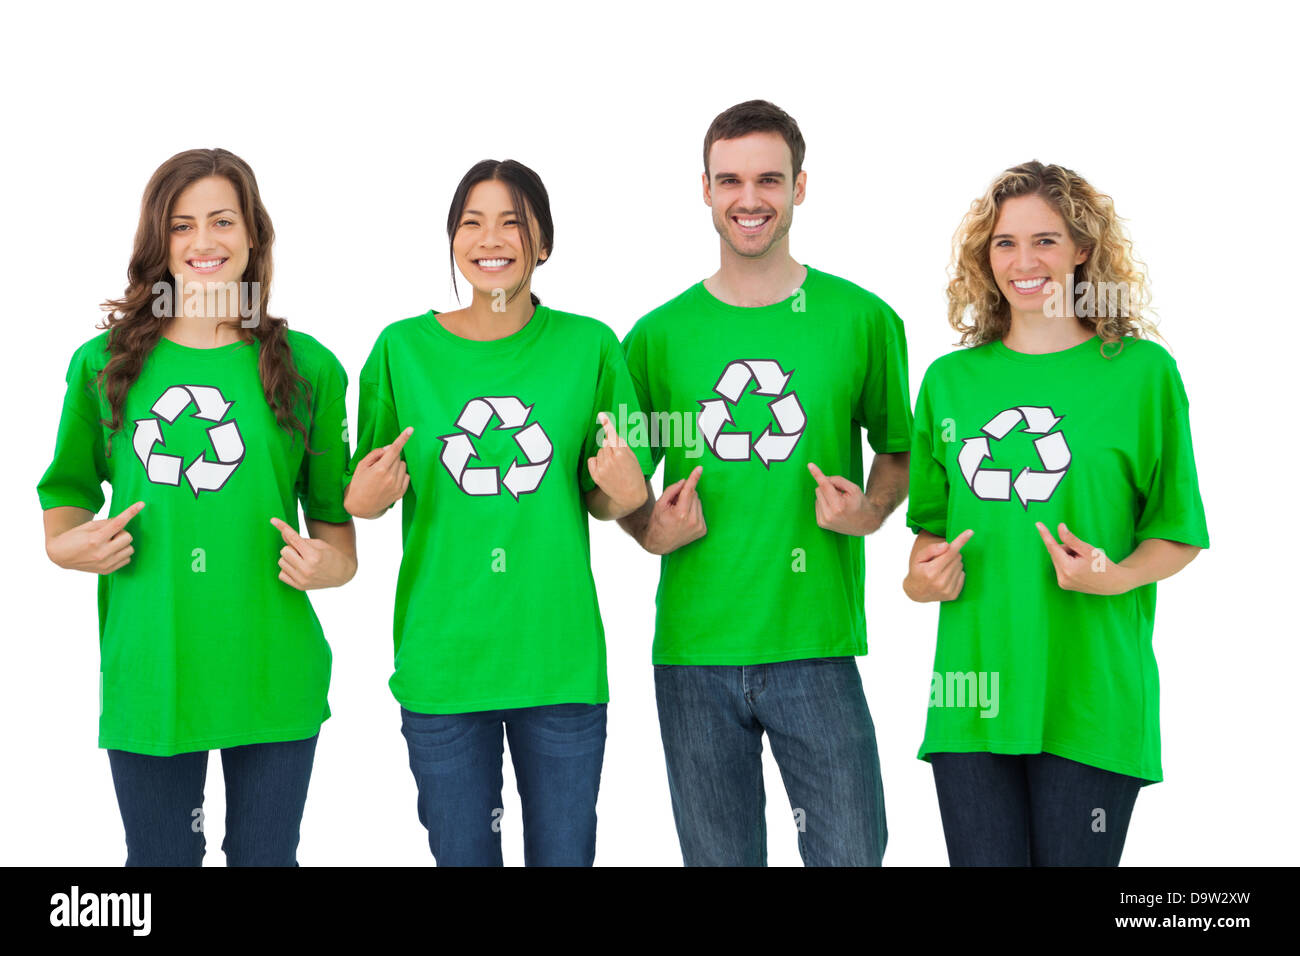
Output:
top-left (959, 405), bottom-right (1071, 509)
top-left (698, 359), bottom-right (805, 468)
top-left (132, 384), bottom-right (244, 496)
top-left (439, 396), bottom-right (553, 499)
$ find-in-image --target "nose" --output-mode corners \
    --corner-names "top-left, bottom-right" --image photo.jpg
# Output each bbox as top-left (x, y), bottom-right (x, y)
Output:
top-left (740, 181), bottom-right (762, 210)
top-left (1014, 243), bottom-right (1040, 274)
top-left (189, 221), bottom-right (218, 253)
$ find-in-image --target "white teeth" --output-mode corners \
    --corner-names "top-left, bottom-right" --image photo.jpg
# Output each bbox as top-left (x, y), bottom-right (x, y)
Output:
top-left (736, 217), bottom-right (767, 228)
top-left (190, 259), bottom-right (224, 269)
top-left (1013, 278), bottom-right (1047, 289)
top-left (477, 258), bottom-right (510, 268)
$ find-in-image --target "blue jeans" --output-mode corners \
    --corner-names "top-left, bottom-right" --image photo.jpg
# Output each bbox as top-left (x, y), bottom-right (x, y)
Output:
top-left (654, 657), bottom-right (887, 866)
top-left (399, 702), bottom-right (607, 866)
top-left (106, 733), bottom-right (319, 867)
top-left (929, 751), bottom-right (1143, 866)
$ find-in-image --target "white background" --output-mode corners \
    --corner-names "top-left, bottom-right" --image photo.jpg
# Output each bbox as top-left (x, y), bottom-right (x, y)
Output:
top-left (2, 0), bottom-right (1294, 866)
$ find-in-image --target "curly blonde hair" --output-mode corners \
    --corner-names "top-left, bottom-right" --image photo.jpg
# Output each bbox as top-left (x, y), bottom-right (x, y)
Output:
top-left (947, 161), bottom-right (1159, 354)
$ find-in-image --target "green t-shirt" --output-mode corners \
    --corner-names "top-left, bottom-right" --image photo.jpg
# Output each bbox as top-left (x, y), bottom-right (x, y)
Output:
top-left (907, 334), bottom-right (1210, 782)
top-left (37, 329), bottom-right (351, 756)
top-left (622, 266), bottom-right (913, 665)
top-left (348, 305), bottom-right (654, 714)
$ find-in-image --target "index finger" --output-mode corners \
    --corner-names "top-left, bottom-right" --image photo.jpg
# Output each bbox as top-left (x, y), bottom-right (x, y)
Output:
top-left (270, 516), bottom-right (305, 546)
top-left (380, 426), bottom-right (414, 464)
top-left (105, 501), bottom-right (146, 534)
top-left (596, 411), bottom-right (621, 448)
top-left (1034, 521), bottom-right (1065, 561)
top-left (806, 462), bottom-right (832, 489)
top-left (677, 465), bottom-right (703, 505)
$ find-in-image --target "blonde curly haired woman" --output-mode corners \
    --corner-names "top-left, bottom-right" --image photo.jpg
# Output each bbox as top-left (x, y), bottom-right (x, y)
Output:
top-left (903, 161), bottom-right (1208, 866)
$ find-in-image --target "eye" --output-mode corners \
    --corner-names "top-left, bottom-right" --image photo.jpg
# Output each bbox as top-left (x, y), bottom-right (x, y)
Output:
top-left (461, 219), bottom-right (479, 228)
top-left (1038, 238), bottom-right (1056, 245)
top-left (994, 239), bottom-right (1012, 247)
top-left (171, 223), bottom-right (190, 233)
top-left (504, 219), bottom-right (519, 227)
top-left (215, 218), bottom-right (234, 227)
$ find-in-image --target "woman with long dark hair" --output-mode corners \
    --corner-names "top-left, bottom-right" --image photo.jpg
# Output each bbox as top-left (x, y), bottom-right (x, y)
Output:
top-left (38, 148), bottom-right (356, 866)
top-left (345, 159), bottom-right (651, 866)
top-left (903, 160), bottom-right (1209, 865)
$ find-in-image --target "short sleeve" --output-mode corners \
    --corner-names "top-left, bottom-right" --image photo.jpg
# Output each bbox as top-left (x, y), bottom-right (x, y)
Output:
top-left (1134, 357), bottom-right (1209, 548)
top-left (581, 330), bottom-right (656, 493)
top-left (905, 369), bottom-right (949, 538)
top-left (346, 334), bottom-right (404, 511)
top-left (295, 355), bottom-right (351, 522)
top-left (855, 295), bottom-right (914, 454)
top-left (620, 319), bottom-right (665, 472)
top-left (37, 345), bottom-right (110, 514)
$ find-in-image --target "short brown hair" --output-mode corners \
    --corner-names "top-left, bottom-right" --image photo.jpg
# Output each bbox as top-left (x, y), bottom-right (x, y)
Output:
top-left (703, 100), bottom-right (806, 179)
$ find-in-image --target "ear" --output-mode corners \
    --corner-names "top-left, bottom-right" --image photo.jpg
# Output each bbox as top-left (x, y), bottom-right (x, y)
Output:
top-left (1075, 245), bottom-right (1090, 266)
top-left (793, 169), bottom-right (808, 206)
top-left (701, 170), bottom-right (712, 207)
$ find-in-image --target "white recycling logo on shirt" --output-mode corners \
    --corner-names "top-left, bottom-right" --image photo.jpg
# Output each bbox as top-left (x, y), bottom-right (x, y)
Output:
top-left (698, 359), bottom-right (806, 468)
top-left (132, 384), bottom-right (245, 496)
top-left (958, 405), bottom-right (1071, 509)
top-left (439, 396), bottom-right (553, 499)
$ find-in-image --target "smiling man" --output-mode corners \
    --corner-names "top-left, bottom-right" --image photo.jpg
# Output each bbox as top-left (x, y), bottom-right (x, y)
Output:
top-left (619, 100), bottom-right (913, 866)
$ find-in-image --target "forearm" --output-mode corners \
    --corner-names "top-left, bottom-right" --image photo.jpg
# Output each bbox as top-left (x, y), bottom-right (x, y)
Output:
top-left (304, 517), bottom-right (358, 585)
top-left (614, 481), bottom-right (655, 547)
top-left (342, 481), bottom-right (388, 521)
top-left (860, 450), bottom-right (910, 534)
top-left (1114, 537), bottom-right (1201, 591)
top-left (584, 486), bottom-right (644, 522)
top-left (43, 506), bottom-right (93, 554)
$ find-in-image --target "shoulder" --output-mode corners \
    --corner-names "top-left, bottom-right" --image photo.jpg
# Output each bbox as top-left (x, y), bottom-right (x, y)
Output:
top-left (627, 282), bottom-right (702, 340)
top-left (918, 342), bottom-right (994, 388)
top-left (284, 328), bottom-right (346, 383)
top-left (63, 329), bottom-right (112, 379)
top-left (540, 306), bottom-right (625, 359)
top-left (806, 268), bottom-right (899, 319)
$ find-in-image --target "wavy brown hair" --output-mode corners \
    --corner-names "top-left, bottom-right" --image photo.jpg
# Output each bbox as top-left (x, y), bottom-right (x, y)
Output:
top-left (947, 160), bottom-right (1159, 355)
top-left (97, 148), bottom-right (312, 447)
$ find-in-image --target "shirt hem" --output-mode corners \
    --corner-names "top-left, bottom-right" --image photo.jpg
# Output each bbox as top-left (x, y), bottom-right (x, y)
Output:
top-left (99, 719), bottom-right (327, 757)
top-left (651, 643), bottom-right (866, 666)
top-left (394, 689), bottom-right (610, 715)
top-left (917, 736), bottom-right (1161, 784)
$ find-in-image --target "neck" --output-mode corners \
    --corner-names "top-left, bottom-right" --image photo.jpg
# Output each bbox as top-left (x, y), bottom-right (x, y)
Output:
top-left (707, 238), bottom-right (806, 307)
top-left (161, 314), bottom-right (243, 348)
top-left (1002, 308), bottom-right (1095, 354)
top-left (442, 286), bottom-right (537, 341)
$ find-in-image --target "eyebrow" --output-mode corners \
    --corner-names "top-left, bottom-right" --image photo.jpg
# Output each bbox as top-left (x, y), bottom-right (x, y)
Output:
top-left (463, 209), bottom-right (519, 217)
top-left (713, 171), bottom-right (787, 181)
top-left (991, 231), bottom-right (1063, 240)
top-left (171, 209), bottom-right (238, 220)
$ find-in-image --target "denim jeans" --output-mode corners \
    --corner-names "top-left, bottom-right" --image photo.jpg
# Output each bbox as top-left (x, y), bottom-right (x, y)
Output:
top-left (399, 702), bottom-right (607, 866)
top-left (105, 733), bottom-right (319, 867)
top-left (653, 657), bottom-right (887, 866)
top-left (929, 751), bottom-right (1144, 866)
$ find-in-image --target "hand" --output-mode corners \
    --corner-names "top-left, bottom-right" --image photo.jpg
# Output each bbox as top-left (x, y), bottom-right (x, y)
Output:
top-left (1035, 522), bottom-right (1129, 595)
top-left (643, 465), bottom-right (707, 555)
top-left (345, 426), bottom-right (412, 519)
top-left (587, 412), bottom-right (647, 515)
top-left (903, 529), bottom-right (973, 602)
top-left (808, 462), bottom-right (877, 535)
top-left (271, 517), bottom-right (355, 590)
top-left (46, 501), bottom-right (145, 574)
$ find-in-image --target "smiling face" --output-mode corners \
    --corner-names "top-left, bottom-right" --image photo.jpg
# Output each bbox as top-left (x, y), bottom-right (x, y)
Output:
top-left (167, 175), bottom-right (251, 283)
top-left (988, 193), bottom-right (1089, 319)
top-left (704, 131), bottom-right (805, 259)
top-left (452, 179), bottom-right (547, 299)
